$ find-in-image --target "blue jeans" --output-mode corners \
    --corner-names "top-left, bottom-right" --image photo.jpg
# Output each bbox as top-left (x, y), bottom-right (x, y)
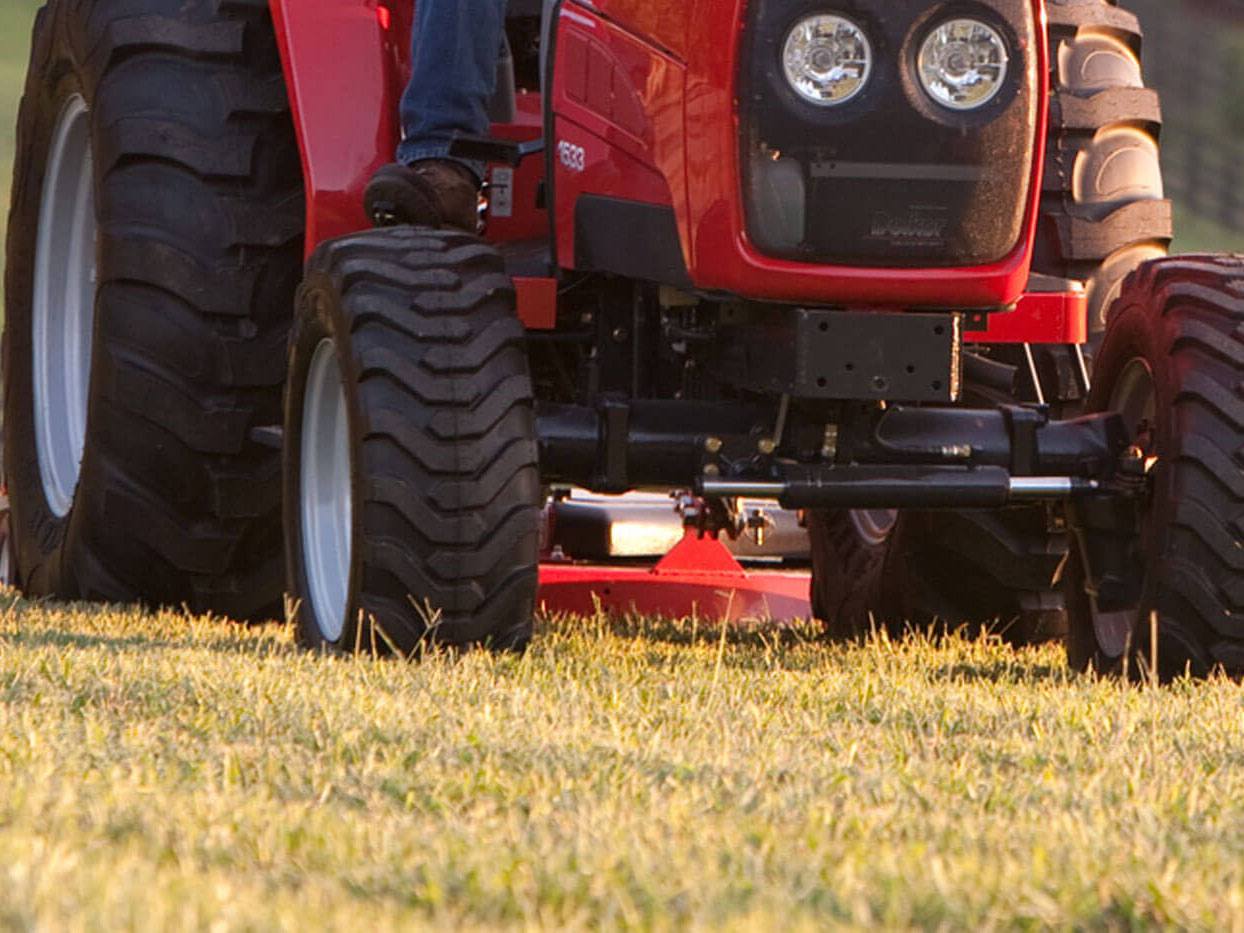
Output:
top-left (398, 0), bottom-right (509, 182)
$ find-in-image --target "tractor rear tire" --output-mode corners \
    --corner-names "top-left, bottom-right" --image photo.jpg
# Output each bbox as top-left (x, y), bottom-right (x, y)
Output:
top-left (284, 228), bottom-right (541, 655)
top-left (1037, 0), bottom-right (1172, 339)
top-left (1066, 255), bottom-right (1244, 680)
top-left (2, 0), bottom-right (302, 617)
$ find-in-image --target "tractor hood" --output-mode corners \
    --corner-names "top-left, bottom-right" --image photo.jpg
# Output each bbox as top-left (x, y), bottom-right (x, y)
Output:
top-left (555, 0), bottom-right (1050, 308)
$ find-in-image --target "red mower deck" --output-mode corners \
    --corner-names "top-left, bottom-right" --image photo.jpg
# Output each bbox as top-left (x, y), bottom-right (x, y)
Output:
top-left (538, 530), bottom-right (812, 621)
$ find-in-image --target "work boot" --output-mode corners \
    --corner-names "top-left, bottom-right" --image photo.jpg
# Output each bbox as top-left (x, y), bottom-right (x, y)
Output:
top-left (364, 159), bottom-right (480, 232)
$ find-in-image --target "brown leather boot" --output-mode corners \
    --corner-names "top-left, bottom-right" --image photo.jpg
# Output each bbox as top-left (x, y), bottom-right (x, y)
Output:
top-left (364, 159), bottom-right (480, 232)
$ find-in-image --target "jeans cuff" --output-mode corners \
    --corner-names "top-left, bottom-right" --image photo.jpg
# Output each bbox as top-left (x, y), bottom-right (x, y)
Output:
top-left (396, 139), bottom-right (486, 185)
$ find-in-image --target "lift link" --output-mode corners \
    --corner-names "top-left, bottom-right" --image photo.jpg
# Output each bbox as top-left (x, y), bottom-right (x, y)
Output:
top-left (699, 469), bottom-right (1099, 510)
top-left (539, 399), bottom-right (1130, 511)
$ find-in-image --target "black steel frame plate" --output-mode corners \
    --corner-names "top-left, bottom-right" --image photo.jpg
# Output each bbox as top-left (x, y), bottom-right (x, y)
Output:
top-left (721, 308), bottom-right (962, 403)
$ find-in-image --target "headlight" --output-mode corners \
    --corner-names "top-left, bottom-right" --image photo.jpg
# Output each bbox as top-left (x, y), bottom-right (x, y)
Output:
top-left (782, 15), bottom-right (872, 107)
top-left (918, 19), bottom-right (1009, 111)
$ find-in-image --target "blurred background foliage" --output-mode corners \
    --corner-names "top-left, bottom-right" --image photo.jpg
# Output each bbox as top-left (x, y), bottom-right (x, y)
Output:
top-left (0, 0), bottom-right (1242, 268)
top-left (1128, 0), bottom-right (1244, 252)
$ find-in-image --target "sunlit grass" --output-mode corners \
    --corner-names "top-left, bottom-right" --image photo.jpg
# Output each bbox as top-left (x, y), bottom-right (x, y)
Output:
top-left (2, 594), bottom-right (1244, 928)
top-left (2, 3), bottom-right (1244, 925)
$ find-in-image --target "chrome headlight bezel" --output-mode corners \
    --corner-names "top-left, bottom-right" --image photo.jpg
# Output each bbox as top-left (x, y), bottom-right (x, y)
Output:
top-left (917, 18), bottom-right (1011, 111)
top-left (781, 14), bottom-right (874, 108)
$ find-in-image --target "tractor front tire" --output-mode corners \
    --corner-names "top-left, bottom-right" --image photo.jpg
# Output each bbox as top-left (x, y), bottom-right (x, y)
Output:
top-left (1066, 255), bottom-right (1244, 680)
top-left (3, 0), bottom-right (302, 616)
top-left (285, 228), bottom-right (541, 655)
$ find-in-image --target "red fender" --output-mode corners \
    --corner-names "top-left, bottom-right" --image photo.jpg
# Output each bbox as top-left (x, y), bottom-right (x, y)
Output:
top-left (269, 0), bottom-right (407, 251)
top-left (268, 0), bottom-right (552, 322)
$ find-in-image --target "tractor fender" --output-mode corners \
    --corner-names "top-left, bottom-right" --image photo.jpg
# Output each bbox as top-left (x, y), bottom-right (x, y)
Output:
top-left (269, 0), bottom-right (407, 251)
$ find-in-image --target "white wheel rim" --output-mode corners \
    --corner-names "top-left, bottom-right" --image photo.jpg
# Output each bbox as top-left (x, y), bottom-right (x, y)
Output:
top-left (850, 509), bottom-right (898, 547)
top-left (300, 338), bottom-right (353, 641)
top-left (0, 509), bottom-right (12, 588)
top-left (32, 95), bottom-right (96, 519)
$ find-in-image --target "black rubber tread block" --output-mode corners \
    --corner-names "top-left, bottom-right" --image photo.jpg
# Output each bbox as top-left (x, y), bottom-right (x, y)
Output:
top-left (1048, 87), bottom-right (1162, 134)
top-left (1068, 254), bottom-right (1244, 678)
top-left (899, 509), bottom-right (1067, 603)
top-left (1045, 0), bottom-right (1142, 42)
top-left (3, 0), bottom-right (302, 620)
top-left (288, 228), bottom-right (540, 654)
top-left (874, 508), bottom-right (1069, 646)
top-left (1033, 0), bottom-right (1169, 338)
top-left (1049, 200), bottom-right (1174, 263)
top-left (807, 510), bottom-right (905, 641)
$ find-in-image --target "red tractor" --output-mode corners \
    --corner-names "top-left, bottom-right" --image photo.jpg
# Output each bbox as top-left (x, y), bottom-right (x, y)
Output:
top-left (4, 0), bottom-right (1241, 678)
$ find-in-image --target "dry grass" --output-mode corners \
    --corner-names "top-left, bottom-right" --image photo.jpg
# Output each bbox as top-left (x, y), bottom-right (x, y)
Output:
top-left (2, 595), bottom-right (1244, 929)
top-left (4, 1), bottom-right (1244, 927)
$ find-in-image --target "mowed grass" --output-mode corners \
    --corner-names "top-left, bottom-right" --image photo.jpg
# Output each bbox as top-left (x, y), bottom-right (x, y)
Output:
top-left (3, 597), bottom-right (1244, 928)
top-left (3, 2), bottom-right (1244, 929)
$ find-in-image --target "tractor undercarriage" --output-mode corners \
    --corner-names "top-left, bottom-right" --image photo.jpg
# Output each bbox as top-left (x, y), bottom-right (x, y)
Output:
top-left (530, 281), bottom-right (1138, 629)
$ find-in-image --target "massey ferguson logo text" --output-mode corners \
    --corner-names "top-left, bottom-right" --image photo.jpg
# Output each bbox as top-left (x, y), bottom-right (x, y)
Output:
top-left (870, 211), bottom-right (948, 242)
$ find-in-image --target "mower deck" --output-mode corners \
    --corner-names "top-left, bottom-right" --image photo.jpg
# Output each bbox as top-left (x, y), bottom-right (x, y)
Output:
top-left (537, 492), bottom-right (812, 621)
top-left (538, 530), bottom-right (812, 622)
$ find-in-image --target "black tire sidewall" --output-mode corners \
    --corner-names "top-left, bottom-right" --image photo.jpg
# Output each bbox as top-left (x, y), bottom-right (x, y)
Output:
top-left (807, 509), bottom-right (900, 638)
top-left (4, 10), bottom-right (99, 598)
top-left (283, 273), bottom-right (364, 652)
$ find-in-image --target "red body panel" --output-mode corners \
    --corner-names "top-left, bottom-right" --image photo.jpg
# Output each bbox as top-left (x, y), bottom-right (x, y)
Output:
top-left (484, 95), bottom-right (549, 243)
top-left (270, 0), bottom-right (1072, 327)
top-left (555, 0), bottom-right (1051, 309)
top-left (551, 10), bottom-right (688, 268)
top-left (269, 0), bottom-right (401, 250)
top-left (967, 289), bottom-right (1089, 345)
top-left (269, 0), bottom-right (547, 252)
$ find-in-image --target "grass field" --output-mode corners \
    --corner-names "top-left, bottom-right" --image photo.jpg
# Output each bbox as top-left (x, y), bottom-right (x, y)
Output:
top-left (3, 600), bottom-right (1244, 929)
top-left (3, 3), bottom-right (1244, 929)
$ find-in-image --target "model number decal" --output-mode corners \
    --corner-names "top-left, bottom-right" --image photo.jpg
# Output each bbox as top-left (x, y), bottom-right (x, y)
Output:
top-left (557, 141), bottom-right (586, 173)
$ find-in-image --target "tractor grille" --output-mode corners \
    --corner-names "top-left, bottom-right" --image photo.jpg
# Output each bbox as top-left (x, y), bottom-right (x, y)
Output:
top-left (739, 0), bottom-right (1039, 268)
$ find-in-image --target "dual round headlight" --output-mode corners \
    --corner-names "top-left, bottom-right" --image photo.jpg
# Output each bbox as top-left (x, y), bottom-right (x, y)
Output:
top-left (782, 14), bottom-right (873, 106)
top-left (781, 14), bottom-right (1010, 111)
top-left (917, 19), bottom-right (1010, 110)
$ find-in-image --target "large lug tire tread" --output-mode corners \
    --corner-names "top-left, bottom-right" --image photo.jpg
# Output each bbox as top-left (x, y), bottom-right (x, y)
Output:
top-left (1037, 0), bottom-right (1172, 336)
top-left (285, 228), bottom-right (541, 655)
top-left (1067, 255), bottom-right (1244, 680)
top-left (3, 0), bottom-right (303, 617)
